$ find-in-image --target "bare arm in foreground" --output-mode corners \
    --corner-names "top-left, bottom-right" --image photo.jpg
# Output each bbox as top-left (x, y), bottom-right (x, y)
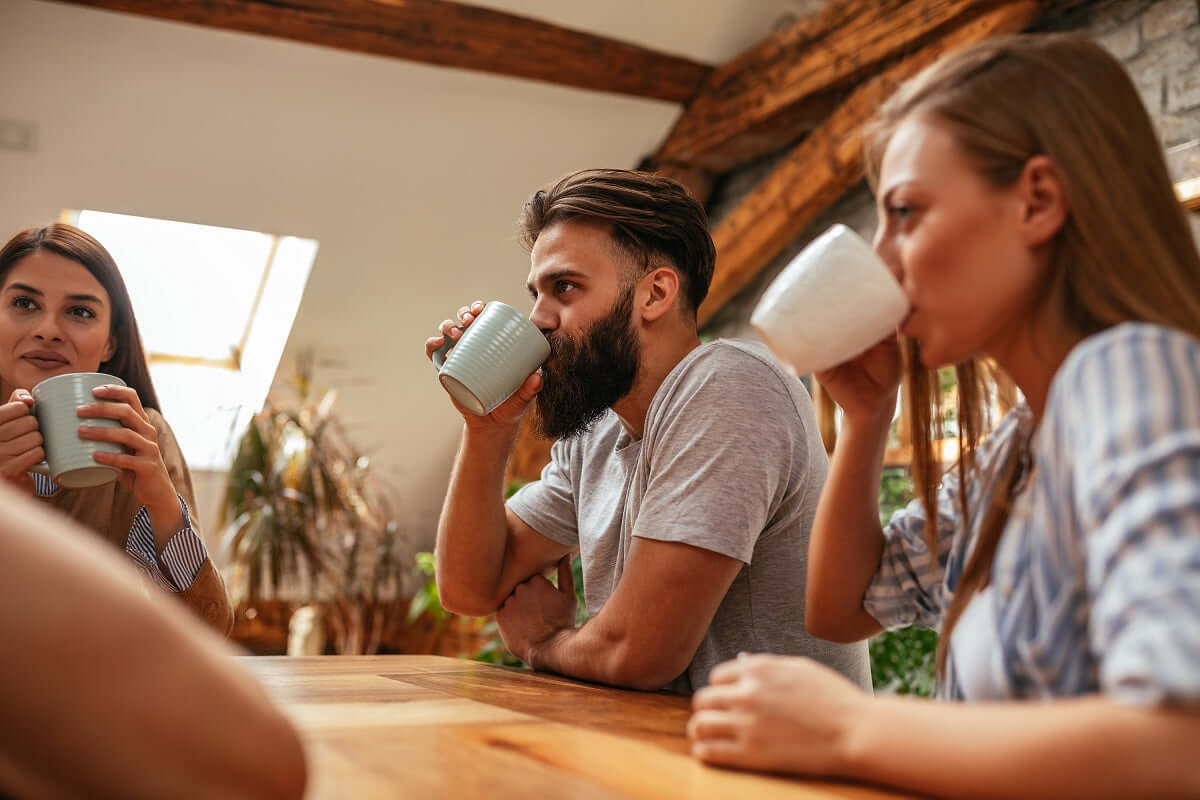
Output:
top-left (0, 481), bottom-right (307, 799)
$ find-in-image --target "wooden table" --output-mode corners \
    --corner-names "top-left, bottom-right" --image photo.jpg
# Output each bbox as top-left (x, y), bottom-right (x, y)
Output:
top-left (244, 655), bottom-right (912, 800)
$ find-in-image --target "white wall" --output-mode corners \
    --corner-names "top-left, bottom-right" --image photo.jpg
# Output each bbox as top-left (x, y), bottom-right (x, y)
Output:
top-left (0, 0), bottom-right (808, 554)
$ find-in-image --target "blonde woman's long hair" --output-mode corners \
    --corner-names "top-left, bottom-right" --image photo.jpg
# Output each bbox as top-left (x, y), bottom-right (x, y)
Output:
top-left (864, 33), bottom-right (1200, 675)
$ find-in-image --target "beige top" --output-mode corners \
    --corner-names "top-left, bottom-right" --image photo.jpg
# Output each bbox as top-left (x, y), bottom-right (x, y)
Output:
top-left (34, 408), bottom-right (234, 635)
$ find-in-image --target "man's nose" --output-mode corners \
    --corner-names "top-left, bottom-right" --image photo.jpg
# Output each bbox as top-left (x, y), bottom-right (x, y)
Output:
top-left (529, 299), bottom-right (557, 334)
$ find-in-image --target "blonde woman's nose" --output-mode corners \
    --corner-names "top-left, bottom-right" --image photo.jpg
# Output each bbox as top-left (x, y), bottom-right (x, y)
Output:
top-left (873, 232), bottom-right (904, 285)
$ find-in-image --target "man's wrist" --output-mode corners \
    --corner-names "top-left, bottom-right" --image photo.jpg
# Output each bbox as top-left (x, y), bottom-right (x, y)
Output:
top-left (525, 626), bottom-right (573, 672)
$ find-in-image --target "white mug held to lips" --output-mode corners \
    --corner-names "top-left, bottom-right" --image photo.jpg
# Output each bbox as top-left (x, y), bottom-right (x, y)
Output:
top-left (431, 301), bottom-right (551, 416)
top-left (29, 372), bottom-right (127, 489)
top-left (750, 224), bottom-right (911, 375)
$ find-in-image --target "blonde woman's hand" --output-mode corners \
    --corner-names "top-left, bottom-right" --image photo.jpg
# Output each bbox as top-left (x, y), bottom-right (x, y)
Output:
top-left (76, 385), bottom-right (184, 543)
top-left (0, 390), bottom-right (41, 493)
top-left (424, 300), bottom-right (542, 431)
top-left (688, 654), bottom-right (869, 777)
top-left (812, 335), bottom-right (903, 426)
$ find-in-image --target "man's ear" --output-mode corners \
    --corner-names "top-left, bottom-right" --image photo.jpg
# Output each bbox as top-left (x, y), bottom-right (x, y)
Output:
top-left (1016, 155), bottom-right (1068, 248)
top-left (637, 266), bottom-right (681, 323)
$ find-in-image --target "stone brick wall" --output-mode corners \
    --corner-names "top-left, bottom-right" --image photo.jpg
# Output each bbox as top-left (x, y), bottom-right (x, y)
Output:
top-left (704, 0), bottom-right (1200, 342)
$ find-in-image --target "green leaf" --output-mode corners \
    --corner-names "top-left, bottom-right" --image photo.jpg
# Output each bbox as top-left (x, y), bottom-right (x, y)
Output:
top-left (407, 590), bottom-right (431, 623)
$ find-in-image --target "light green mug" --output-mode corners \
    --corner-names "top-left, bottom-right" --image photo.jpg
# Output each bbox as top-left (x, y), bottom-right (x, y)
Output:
top-left (30, 372), bottom-right (126, 489)
top-left (432, 301), bottom-right (550, 415)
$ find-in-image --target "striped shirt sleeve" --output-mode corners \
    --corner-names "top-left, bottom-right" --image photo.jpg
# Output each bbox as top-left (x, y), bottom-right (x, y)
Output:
top-left (126, 495), bottom-right (209, 592)
top-left (32, 473), bottom-right (209, 592)
top-left (863, 475), bottom-right (959, 631)
top-left (1060, 324), bottom-right (1200, 706)
top-left (863, 410), bottom-right (1026, 631)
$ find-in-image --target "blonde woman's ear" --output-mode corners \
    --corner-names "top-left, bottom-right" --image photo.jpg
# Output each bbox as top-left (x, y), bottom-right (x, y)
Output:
top-left (1017, 155), bottom-right (1068, 247)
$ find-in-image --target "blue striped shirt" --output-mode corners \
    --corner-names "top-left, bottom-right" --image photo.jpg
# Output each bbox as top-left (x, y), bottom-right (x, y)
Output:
top-left (864, 323), bottom-right (1200, 705)
top-left (31, 473), bottom-right (208, 592)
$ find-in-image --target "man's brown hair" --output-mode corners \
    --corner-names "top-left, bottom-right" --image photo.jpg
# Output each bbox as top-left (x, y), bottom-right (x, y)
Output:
top-left (518, 169), bottom-right (716, 319)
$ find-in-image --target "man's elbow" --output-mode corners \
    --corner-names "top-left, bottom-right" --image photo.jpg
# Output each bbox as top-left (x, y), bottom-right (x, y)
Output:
top-left (607, 643), bottom-right (690, 691)
top-left (433, 570), bottom-right (501, 617)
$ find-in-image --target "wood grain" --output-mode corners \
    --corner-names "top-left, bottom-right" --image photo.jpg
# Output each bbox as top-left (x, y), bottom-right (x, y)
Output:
top-left (653, 0), bottom-right (1011, 173)
top-left (243, 655), bottom-right (916, 799)
top-left (50, 0), bottom-right (712, 103)
top-left (697, 1), bottom-right (1047, 327)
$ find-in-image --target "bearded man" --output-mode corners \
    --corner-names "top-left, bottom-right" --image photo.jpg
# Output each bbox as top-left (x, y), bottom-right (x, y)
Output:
top-left (425, 169), bottom-right (869, 692)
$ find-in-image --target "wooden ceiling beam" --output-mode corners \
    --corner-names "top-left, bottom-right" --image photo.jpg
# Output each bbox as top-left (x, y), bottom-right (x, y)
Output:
top-left (697, 0), bottom-right (1050, 327)
top-left (650, 0), bottom-right (1059, 175)
top-left (49, 0), bottom-right (713, 104)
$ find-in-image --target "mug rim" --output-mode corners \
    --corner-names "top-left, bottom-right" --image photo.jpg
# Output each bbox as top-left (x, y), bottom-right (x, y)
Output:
top-left (31, 371), bottom-right (127, 396)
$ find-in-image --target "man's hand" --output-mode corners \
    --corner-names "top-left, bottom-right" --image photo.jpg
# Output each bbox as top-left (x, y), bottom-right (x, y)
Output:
top-left (496, 556), bottom-right (577, 666)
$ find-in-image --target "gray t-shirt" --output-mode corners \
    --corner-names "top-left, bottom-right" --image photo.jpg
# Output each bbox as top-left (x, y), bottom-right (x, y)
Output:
top-left (508, 339), bottom-right (870, 692)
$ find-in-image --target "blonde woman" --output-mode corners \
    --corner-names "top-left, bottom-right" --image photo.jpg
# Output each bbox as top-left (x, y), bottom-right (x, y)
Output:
top-left (688, 33), bottom-right (1200, 798)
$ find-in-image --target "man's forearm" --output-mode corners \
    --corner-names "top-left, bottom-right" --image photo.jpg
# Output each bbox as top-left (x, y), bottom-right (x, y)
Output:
top-left (530, 617), bottom-right (687, 691)
top-left (435, 423), bottom-right (521, 614)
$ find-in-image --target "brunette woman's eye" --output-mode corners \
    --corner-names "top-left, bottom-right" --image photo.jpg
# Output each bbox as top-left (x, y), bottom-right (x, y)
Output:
top-left (67, 305), bottom-right (98, 320)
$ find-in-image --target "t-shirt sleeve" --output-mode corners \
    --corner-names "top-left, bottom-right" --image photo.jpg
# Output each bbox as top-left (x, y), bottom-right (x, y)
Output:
top-left (630, 349), bottom-right (805, 563)
top-left (506, 436), bottom-right (580, 548)
top-left (1060, 326), bottom-right (1200, 706)
top-left (863, 472), bottom-right (959, 631)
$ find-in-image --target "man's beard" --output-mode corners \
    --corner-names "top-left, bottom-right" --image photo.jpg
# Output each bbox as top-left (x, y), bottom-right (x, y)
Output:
top-left (534, 286), bottom-right (640, 440)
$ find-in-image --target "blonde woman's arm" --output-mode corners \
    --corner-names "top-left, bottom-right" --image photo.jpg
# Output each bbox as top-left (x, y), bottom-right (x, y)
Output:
top-left (691, 655), bottom-right (1199, 799)
top-left (805, 338), bottom-right (901, 641)
top-left (0, 482), bottom-right (306, 800)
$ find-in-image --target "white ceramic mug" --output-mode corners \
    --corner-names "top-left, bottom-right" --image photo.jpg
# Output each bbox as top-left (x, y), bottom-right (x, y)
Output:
top-left (431, 301), bottom-right (550, 415)
top-left (30, 372), bottom-right (126, 488)
top-left (750, 224), bottom-right (910, 375)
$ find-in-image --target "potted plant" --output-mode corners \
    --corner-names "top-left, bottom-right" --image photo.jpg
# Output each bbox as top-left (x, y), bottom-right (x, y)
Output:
top-left (219, 352), bottom-right (413, 654)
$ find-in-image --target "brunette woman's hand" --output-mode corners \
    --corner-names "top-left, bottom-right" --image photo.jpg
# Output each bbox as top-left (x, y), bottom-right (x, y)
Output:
top-left (812, 335), bottom-right (903, 426)
top-left (688, 654), bottom-right (870, 777)
top-left (76, 384), bottom-right (183, 543)
top-left (0, 390), bottom-right (42, 493)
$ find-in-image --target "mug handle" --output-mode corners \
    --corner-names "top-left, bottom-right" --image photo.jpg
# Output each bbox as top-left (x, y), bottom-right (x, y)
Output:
top-left (25, 398), bottom-right (50, 476)
top-left (431, 336), bottom-right (454, 370)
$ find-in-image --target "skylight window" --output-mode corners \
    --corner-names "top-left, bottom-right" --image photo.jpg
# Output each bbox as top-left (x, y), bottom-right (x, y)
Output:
top-left (65, 210), bottom-right (317, 470)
